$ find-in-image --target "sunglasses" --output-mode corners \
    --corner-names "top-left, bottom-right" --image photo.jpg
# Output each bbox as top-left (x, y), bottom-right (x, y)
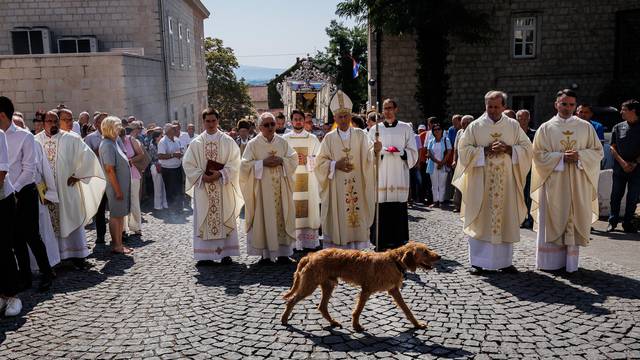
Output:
top-left (261, 122), bottom-right (276, 128)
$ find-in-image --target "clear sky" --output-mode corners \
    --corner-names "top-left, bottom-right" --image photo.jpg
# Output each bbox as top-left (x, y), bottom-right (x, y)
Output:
top-left (201, 0), bottom-right (358, 69)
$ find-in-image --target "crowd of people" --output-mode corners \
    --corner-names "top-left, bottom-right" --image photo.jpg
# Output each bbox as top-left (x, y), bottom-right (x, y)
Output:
top-left (0, 88), bottom-right (638, 317)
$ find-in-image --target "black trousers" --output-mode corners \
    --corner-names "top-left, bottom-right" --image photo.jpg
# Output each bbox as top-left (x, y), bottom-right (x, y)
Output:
top-left (523, 171), bottom-right (533, 223)
top-left (609, 164), bottom-right (640, 225)
top-left (0, 194), bottom-right (20, 296)
top-left (95, 194), bottom-right (108, 240)
top-left (13, 184), bottom-right (53, 282)
top-left (370, 202), bottom-right (410, 251)
top-left (422, 167), bottom-right (433, 203)
top-left (161, 166), bottom-right (184, 209)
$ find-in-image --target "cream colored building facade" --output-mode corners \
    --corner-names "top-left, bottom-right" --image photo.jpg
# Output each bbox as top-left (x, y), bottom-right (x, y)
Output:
top-left (0, 0), bottom-right (209, 128)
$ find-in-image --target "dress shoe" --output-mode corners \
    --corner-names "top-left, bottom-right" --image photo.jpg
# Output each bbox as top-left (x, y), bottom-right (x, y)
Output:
top-left (220, 256), bottom-right (233, 265)
top-left (500, 265), bottom-right (519, 274)
top-left (196, 260), bottom-right (216, 267)
top-left (276, 256), bottom-right (295, 265)
top-left (468, 266), bottom-right (485, 275)
top-left (38, 272), bottom-right (56, 292)
top-left (606, 223), bottom-right (617, 232)
top-left (257, 258), bottom-right (274, 266)
top-left (71, 258), bottom-right (91, 270)
top-left (622, 223), bottom-right (638, 233)
top-left (4, 297), bottom-right (22, 317)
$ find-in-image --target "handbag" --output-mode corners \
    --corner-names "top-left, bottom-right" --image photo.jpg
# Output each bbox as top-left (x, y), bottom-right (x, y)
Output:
top-left (131, 139), bottom-right (152, 173)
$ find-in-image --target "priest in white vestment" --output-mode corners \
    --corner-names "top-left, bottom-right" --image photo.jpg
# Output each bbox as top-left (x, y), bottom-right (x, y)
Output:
top-left (240, 112), bottom-right (298, 264)
top-left (183, 107), bottom-right (243, 265)
top-left (315, 91), bottom-right (375, 249)
top-left (368, 99), bottom-right (418, 251)
top-left (35, 110), bottom-right (105, 269)
top-left (531, 90), bottom-right (603, 273)
top-left (453, 91), bottom-right (532, 274)
top-left (29, 140), bottom-right (61, 271)
top-left (283, 109), bottom-right (321, 250)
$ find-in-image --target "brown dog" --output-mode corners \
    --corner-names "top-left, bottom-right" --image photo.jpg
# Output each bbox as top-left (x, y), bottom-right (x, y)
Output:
top-left (281, 242), bottom-right (441, 332)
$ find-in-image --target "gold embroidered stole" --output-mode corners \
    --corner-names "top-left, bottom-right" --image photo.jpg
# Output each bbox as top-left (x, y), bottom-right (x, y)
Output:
top-left (43, 136), bottom-right (61, 236)
top-left (201, 139), bottom-right (223, 240)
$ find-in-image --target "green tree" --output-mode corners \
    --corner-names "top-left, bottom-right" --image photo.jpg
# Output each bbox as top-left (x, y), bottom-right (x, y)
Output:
top-left (204, 37), bottom-right (254, 129)
top-left (336, 0), bottom-right (493, 119)
top-left (314, 20), bottom-right (369, 112)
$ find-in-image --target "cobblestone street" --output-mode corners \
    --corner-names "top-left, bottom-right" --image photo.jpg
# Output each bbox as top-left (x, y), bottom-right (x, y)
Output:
top-left (1, 204), bottom-right (639, 359)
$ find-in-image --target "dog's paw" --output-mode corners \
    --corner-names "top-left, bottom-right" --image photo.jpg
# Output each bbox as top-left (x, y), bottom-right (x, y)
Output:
top-left (414, 321), bottom-right (427, 329)
top-left (353, 324), bottom-right (364, 332)
top-left (329, 320), bottom-right (342, 328)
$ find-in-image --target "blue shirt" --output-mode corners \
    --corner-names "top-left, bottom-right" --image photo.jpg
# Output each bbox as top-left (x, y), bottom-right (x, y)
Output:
top-left (590, 120), bottom-right (605, 141)
top-left (447, 126), bottom-right (458, 147)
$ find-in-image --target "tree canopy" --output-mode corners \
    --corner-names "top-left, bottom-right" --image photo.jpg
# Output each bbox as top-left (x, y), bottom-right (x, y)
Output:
top-left (314, 20), bottom-right (368, 113)
top-left (204, 37), bottom-right (254, 129)
top-left (336, 0), bottom-right (493, 119)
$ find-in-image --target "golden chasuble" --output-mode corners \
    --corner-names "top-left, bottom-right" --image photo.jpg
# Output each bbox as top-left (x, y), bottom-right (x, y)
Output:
top-left (531, 116), bottom-right (603, 246)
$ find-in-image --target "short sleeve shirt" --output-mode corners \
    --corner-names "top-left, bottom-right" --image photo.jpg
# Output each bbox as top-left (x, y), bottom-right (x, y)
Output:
top-left (611, 121), bottom-right (640, 162)
top-left (157, 136), bottom-right (182, 168)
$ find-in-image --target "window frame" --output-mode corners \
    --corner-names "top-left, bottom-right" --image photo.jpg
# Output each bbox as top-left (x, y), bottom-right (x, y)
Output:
top-left (512, 16), bottom-right (537, 59)
top-left (167, 16), bottom-right (175, 66)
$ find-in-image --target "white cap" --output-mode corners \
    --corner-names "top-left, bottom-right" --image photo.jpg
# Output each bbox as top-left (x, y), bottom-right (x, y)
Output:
top-left (418, 124), bottom-right (427, 130)
top-left (329, 90), bottom-right (353, 115)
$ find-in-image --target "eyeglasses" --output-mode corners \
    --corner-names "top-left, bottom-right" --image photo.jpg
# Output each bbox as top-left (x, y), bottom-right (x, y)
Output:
top-left (261, 122), bottom-right (276, 128)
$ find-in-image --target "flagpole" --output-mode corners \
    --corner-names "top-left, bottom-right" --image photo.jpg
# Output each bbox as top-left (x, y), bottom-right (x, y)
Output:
top-left (374, 101), bottom-right (380, 252)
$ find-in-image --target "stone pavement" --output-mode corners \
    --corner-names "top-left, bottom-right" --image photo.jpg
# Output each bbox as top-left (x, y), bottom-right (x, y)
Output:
top-left (1, 204), bottom-right (639, 359)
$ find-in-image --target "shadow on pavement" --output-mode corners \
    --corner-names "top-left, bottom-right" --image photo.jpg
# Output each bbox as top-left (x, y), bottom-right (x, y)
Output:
top-left (482, 269), bottom-right (640, 315)
top-left (590, 228), bottom-right (640, 241)
top-left (287, 326), bottom-right (473, 357)
top-left (435, 258), bottom-right (464, 273)
top-left (195, 261), bottom-right (296, 296)
top-left (148, 207), bottom-right (192, 225)
top-left (562, 268), bottom-right (640, 300)
top-left (0, 264), bottom-right (115, 345)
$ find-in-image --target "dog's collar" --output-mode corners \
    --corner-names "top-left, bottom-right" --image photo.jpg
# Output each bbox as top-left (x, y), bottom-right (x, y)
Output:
top-left (394, 260), bottom-right (407, 277)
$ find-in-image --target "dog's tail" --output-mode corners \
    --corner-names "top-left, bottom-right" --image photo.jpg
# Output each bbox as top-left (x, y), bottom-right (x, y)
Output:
top-left (282, 255), bottom-right (310, 300)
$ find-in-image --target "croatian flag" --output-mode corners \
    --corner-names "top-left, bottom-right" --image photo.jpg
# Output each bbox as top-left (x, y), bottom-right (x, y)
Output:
top-left (352, 57), bottom-right (360, 79)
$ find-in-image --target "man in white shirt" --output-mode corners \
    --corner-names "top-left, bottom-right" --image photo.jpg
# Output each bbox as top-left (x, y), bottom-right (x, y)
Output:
top-left (158, 123), bottom-right (184, 210)
top-left (173, 121), bottom-right (192, 150)
top-left (0, 96), bottom-right (55, 292)
top-left (0, 120), bottom-right (23, 316)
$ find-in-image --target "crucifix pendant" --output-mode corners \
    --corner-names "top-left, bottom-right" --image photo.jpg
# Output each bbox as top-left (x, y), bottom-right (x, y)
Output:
top-left (342, 148), bottom-right (352, 165)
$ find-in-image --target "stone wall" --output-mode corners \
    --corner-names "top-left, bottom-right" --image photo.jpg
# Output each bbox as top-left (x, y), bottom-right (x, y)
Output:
top-left (0, 53), bottom-right (166, 125)
top-left (0, 0), bottom-right (162, 58)
top-left (369, 0), bottom-right (640, 127)
top-left (162, 0), bottom-right (208, 129)
top-left (368, 30), bottom-right (421, 126)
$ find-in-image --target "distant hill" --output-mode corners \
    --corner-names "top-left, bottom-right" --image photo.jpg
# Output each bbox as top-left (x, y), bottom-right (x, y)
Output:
top-left (235, 65), bottom-right (285, 85)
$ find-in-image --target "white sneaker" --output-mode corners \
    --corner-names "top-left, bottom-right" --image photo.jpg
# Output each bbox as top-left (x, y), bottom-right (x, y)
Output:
top-left (0, 297), bottom-right (7, 313)
top-left (4, 297), bottom-right (22, 317)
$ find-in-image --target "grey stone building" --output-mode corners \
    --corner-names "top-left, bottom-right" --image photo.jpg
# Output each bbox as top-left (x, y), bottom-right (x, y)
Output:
top-left (368, 1), bottom-right (640, 127)
top-left (0, 0), bottom-right (209, 128)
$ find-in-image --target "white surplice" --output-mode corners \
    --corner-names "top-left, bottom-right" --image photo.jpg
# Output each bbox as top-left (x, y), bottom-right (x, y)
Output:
top-left (29, 141), bottom-right (61, 271)
top-left (35, 130), bottom-right (105, 260)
